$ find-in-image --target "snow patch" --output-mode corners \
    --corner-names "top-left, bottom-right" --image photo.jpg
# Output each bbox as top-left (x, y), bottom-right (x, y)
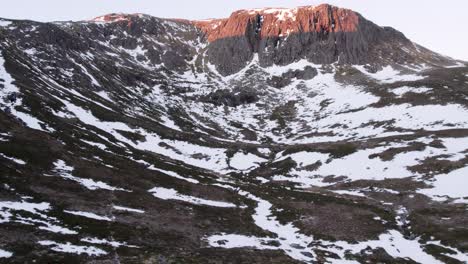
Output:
top-left (64, 210), bottom-right (114, 221)
top-left (81, 237), bottom-right (139, 248)
top-left (247, 8), bottom-right (298, 21)
top-left (0, 200), bottom-right (76, 235)
top-left (418, 166), bottom-right (468, 204)
top-left (0, 249), bottom-right (12, 258)
top-left (50, 159), bottom-right (129, 192)
top-left (207, 234), bottom-right (276, 250)
top-left (391, 86), bottom-right (432, 96)
top-left (113, 205), bottom-right (145, 214)
top-left (148, 187), bottom-right (236, 208)
top-left (0, 20), bottom-right (12, 27)
top-left (0, 53), bottom-right (50, 132)
top-left (135, 159), bottom-right (200, 184)
top-left (39, 240), bottom-right (107, 256)
top-left (0, 153), bottom-right (26, 165)
top-left (230, 152), bottom-right (267, 171)
top-left (355, 65), bottom-right (424, 83)
top-left (273, 137), bottom-right (468, 187)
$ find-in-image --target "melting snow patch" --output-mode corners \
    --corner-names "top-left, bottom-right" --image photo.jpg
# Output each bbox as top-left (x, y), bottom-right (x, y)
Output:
top-left (23, 48), bottom-right (37, 56)
top-left (0, 132), bottom-right (10, 141)
top-left (355, 65), bottom-right (424, 83)
top-left (113, 205), bottom-right (145, 214)
top-left (82, 140), bottom-right (107, 150)
top-left (230, 152), bottom-right (267, 171)
top-left (310, 103), bottom-right (468, 142)
top-left (73, 60), bottom-right (100, 86)
top-left (247, 8), bottom-right (298, 21)
top-left (332, 190), bottom-right (366, 197)
top-left (265, 8), bottom-right (297, 21)
top-left (314, 143), bottom-right (413, 181)
top-left (426, 240), bottom-right (468, 262)
top-left (206, 233), bottom-right (276, 250)
top-left (418, 166), bottom-right (468, 204)
top-left (258, 148), bottom-right (271, 155)
top-left (13, 111), bottom-right (49, 131)
top-left (148, 187), bottom-right (236, 208)
top-left (0, 153), bottom-right (26, 165)
top-left (149, 165), bottom-right (199, 184)
top-left (0, 249), bottom-right (12, 258)
top-left (276, 137), bottom-right (468, 187)
top-left (38, 224), bottom-right (78, 235)
top-left (0, 53), bottom-right (50, 132)
top-left (39, 240), bottom-right (107, 256)
top-left (196, 62), bottom-right (386, 144)
top-left (207, 189), bottom-right (316, 262)
top-left (95, 91), bottom-right (112, 102)
top-left (0, 200), bottom-right (50, 216)
top-left (209, 185), bottom-right (447, 263)
top-left (256, 177), bottom-right (269, 183)
top-left (0, 21), bottom-right (12, 27)
top-left (391, 86), bottom-right (432, 96)
top-left (50, 160), bottom-right (129, 192)
top-left (329, 230), bottom-right (444, 264)
top-left (136, 135), bottom-right (228, 173)
top-left (159, 115), bottom-right (182, 131)
top-left (0, 200), bottom-right (77, 234)
top-left (55, 96), bottom-right (229, 173)
top-left (81, 237), bottom-right (139, 248)
top-left (239, 191), bottom-right (315, 261)
top-left (64, 210), bottom-right (114, 221)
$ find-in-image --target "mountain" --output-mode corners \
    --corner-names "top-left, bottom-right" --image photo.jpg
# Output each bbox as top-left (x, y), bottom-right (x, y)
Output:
top-left (193, 5), bottom-right (454, 75)
top-left (0, 4), bottom-right (467, 263)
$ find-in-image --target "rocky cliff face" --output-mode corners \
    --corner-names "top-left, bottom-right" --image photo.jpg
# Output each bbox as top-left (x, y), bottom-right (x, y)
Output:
top-left (194, 5), bottom-right (361, 42)
top-left (193, 4), bottom-right (453, 75)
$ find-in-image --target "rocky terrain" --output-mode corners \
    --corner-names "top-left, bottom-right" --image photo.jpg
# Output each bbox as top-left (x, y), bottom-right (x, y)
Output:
top-left (0, 4), bottom-right (467, 263)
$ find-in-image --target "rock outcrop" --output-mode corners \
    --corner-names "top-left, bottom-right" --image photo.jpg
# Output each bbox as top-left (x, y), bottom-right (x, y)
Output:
top-left (193, 5), bottom-right (360, 42)
top-left (192, 4), bottom-right (452, 75)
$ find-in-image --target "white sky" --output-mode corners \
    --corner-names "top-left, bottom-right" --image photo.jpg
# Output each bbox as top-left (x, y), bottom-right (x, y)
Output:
top-left (1, 0), bottom-right (467, 61)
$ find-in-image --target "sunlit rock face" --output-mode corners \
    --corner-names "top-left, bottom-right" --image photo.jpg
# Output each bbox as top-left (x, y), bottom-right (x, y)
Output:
top-left (192, 4), bottom-right (453, 75)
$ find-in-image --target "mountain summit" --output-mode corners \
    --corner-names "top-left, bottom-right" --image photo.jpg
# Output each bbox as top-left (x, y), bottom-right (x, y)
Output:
top-left (0, 4), bottom-right (467, 264)
top-left (195, 5), bottom-right (361, 41)
top-left (88, 4), bottom-right (456, 75)
top-left (192, 4), bottom-right (453, 75)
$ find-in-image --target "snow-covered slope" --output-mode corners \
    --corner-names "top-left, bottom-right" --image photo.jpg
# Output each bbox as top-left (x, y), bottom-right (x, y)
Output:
top-left (0, 5), bottom-right (467, 263)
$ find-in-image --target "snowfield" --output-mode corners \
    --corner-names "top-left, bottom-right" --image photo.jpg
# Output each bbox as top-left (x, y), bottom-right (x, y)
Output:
top-left (418, 166), bottom-right (468, 203)
top-left (48, 160), bottom-right (130, 192)
top-left (38, 240), bottom-right (107, 256)
top-left (149, 187), bottom-right (237, 208)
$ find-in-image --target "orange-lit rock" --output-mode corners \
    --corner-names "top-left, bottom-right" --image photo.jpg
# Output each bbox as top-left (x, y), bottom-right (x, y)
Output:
top-left (192, 4), bottom-right (360, 42)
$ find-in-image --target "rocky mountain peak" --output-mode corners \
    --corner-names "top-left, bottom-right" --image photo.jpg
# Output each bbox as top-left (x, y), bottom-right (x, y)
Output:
top-left (193, 4), bottom-right (360, 42)
top-left (189, 4), bottom-right (454, 75)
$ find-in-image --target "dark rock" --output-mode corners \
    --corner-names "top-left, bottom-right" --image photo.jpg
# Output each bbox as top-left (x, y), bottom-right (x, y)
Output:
top-left (6, 92), bottom-right (17, 103)
top-left (200, 89), bottom-right (259, 107)
top-left (267, 66), bottom-right (318, 88)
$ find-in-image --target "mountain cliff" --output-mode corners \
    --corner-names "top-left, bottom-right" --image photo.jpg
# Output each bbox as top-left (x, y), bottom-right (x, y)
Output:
top-left (192, 4), bottom-right (454, 75)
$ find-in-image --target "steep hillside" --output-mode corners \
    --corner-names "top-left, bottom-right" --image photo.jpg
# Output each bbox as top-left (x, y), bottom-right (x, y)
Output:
top-left (0, 4), bottom-right (467, 263)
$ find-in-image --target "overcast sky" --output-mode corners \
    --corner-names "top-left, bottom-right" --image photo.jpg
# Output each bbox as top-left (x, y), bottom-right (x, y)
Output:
top-left (1, 0), bottom-right (467, 61)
